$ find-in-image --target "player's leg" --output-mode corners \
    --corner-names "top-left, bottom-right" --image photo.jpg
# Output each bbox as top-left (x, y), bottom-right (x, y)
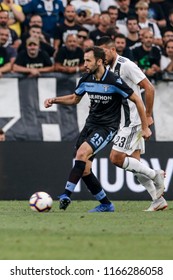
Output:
top-left (59, 141), bottom-right (92, 210)
top-left (133, 172), bottom-right (167, 211)
top-left (110, 148), bottom-right (168, 211)
top-left (82, 161), bottom-right (114, 212)
top-left (130, 149), bottom-right (157, 201)
top-left (131, 141), bottom-right (167, 211)
top-left (110, 125), bottom-right (167, 210)
top-left (81, 127), bottom-right (116, 212)
top-left (110, 126), bottom-right (156, 178)
top-left (59, 126), bottom-right (91, 210)
top-left (59, 126), bottom-right (116, 211)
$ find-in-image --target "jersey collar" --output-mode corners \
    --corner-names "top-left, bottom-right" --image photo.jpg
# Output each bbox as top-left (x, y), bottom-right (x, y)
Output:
top-left (92, 67), bottom-right (108, 81)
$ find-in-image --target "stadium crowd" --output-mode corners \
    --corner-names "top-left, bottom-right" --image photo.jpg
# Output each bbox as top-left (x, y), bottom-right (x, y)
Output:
top-left (0, 0), bottom-right (173, 81)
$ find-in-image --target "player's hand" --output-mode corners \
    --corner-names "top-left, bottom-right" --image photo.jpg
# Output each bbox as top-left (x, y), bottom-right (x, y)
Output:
top-left (44, 98), bottom-right (54, 108)
top-left (142, 127), bottom-right (152, 140)
top-left (147, 116), bottom-right (154, 127)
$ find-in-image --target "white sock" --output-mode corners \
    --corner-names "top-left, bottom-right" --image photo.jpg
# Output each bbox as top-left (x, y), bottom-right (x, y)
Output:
top-left (122, 157), bottom-right (156, 179)
top-left (136, 173), bottom-right (157, 200)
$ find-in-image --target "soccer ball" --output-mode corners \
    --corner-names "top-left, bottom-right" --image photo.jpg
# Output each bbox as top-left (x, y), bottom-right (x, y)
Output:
top-left (29, 191), bottom-right (53, 212)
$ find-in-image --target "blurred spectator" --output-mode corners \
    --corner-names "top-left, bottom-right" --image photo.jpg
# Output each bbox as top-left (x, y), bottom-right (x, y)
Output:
top-left (135, 0), bottom-right (163, 46)
top-left (107, 5), bottom-right (128, 35)
top-left (0, 128), bottom-right (5, 141)
top-left (106, 27), bottom-right (118, 41)
top-left (54, 4), bottom-right (82, 50)
top-left (76, 27), bottom-right (89, 49)
top-left (18, 25), bottom-right (55, 58)
top-left (13, 36), bottom-right (54, 75)
top-left (107, 5), bottom-right (119, 29)
top-left (138, 26), bottom-right (150, 41)
top-left (89, 12), bottom-right (111, 44)
top-left (117, 0), bottom-right (135, 24)
top-left (0, 0), bottom-right (25, 37)
top-left (75, 10), bottom-right (87, 28)
top-left (0, 10), bottom-right (21, 49)
top-left (22, 0), bottom-right (64, 38)
top-left (0, 45), bottom-right (11, 75)
top-left (71, 0), bottom-right (101, 32)
top-left (130, 27), bottom-right (152, 49)
top-left (143, 0), bottom-right (166, 30)
top-left (165, 10), bottom-right (173, 33)
top-left (132, 29), bottom-right (161, 81)
top-left (82, 37), bottom-right (94, 50)
top-left (54, 33), bottom-right (85, 74)
top-left (0, 26), bottom-right (17, 65)
top-left (114, 33), bottom-right (135, 60)
top-left (126, 15), bottom-right (140, 47)
top-left (22, 14), bottom-right (51, 45)
top-left (160, 39), bottom-right (173, 72)
top-left (162, 29), bottom-right (173, 50)
top-left (12, 0), bottom-right (31, 33)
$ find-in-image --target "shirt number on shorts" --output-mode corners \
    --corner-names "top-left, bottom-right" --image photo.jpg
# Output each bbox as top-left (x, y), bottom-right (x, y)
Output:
top-left (91, 133), bottom-right (104, 147)
top-left (114, 136), bottom-right (126, 147)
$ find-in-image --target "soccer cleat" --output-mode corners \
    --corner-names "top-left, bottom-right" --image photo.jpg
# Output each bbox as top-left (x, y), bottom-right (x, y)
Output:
top-left (153, 170), bottom-right (165, 199)
top-left (144, 196), bottom-right (168, 212)
top-left (88, 203), bottom-right (115, 213)
top-left (58, 194), bottom-right (71, 210)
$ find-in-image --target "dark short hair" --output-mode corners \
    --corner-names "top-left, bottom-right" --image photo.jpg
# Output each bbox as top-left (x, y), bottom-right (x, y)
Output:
top-left (30, 14), bottom-right (42, 20)
top-left (29, 25), bottom-right (42, 30)
top-left (114, 33), bottom-right (126, 40)
top-left (106, 27), bottom-right (118, 39)
top-left (126, 15), bottom-right (138, 23)
top-left (163, 29), bottom-right (173, 36)
top-left (84, 46), bottom-right (105, 62)
top-left (95, 36), bottom-right (114, 46)
top-left (108, 5), bottom-right (118, 11)
top-left (78, 26), bottom-right (89, 34)
top-left (165, 39), bottom-right (173, 48)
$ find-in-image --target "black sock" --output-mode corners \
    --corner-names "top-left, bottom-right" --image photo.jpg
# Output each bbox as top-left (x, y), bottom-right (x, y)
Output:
top-left (64, 160), bottom-right (86, 197)
top-left (82, 171), bottom-right (111, 204)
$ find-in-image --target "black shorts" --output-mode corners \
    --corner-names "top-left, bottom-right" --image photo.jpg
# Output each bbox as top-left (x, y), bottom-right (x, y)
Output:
top-left (75, 124), bottom-right (117, 160)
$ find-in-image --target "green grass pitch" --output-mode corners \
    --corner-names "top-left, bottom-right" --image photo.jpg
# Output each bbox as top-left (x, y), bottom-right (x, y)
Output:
top-left (0, 200), bottom-right (173, 260)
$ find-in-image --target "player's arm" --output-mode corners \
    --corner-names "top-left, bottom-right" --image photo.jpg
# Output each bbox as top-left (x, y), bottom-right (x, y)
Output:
top-left (129, 92), bottom-right (152, 140)
top-left (138, 78), bottom-right (155, 127)
top-left (44, 94), bottom-right (82, 108)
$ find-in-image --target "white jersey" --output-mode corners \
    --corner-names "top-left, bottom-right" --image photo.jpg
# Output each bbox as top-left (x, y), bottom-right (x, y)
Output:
top-left (110, 55), bottom-right (146, 128)
top-left (138, 20), bottom-right (162, 39)
top-left (160, 55), bottom-right (171, 71)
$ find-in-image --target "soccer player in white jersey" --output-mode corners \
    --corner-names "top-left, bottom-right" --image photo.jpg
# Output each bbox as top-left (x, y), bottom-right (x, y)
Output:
top-left (96, 36), bottom-right (168, 211)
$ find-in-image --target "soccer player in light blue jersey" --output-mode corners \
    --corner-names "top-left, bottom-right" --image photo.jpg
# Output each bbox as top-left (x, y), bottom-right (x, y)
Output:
top-left (44, 46), bottom-right (151, 212)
